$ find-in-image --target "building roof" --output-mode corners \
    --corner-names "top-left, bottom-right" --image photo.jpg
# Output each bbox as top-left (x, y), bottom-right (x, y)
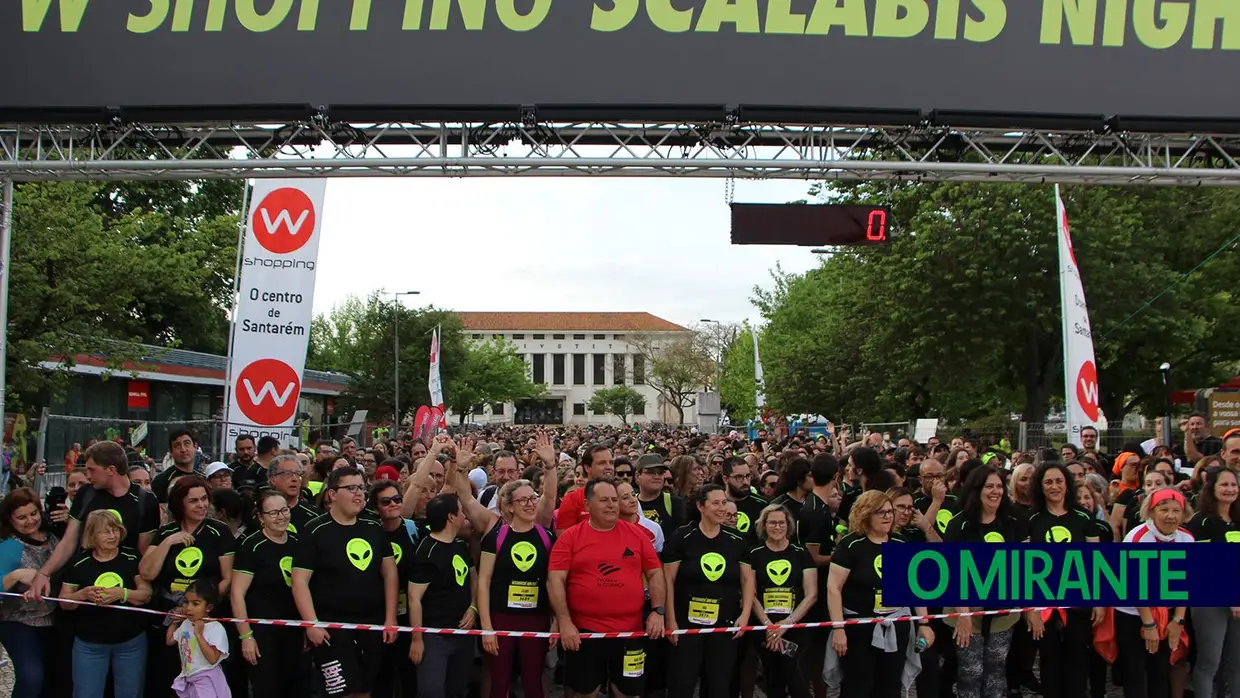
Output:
top-left (44, 341), bottom-right (350, 394)
top-left (457, 312), bottom-right (687, 333)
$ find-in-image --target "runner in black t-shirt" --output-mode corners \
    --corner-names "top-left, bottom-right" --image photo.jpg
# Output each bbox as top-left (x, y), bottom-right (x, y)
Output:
top-left (152, 430), bottom-right (204, 503)
top-left (749, 504), bottom-right (817, 698)
top-left (232, 490), bottom-right (302, 698)
top-left (721, 456), bottom-right (769, 538)
top-left (409, 494), bottom-right (477, 698)
top-left (292, 467), bottom-right (399, 698)
top-left (369, 479), bottom-right (420, 698)
top-left (28, 441), bottom-right (161, 601)
top-left (912, 458), bottom-right (959, 537)
top-left (58, 509), bottom-right (153, 698)
top-left (635, 455), bottom-right (686, 538)
top-left (663, 485), bottom-right (754, 698)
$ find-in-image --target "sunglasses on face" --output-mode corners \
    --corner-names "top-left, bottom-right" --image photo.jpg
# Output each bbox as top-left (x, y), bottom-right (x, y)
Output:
top-left (615, 470), bottom-right (633, 478)
top-left (378, 495), bottom-right (403, 506)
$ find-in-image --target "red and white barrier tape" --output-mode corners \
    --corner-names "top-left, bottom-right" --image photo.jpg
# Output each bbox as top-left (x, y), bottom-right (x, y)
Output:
top-left (1, 591), bottom-right (1047, 639)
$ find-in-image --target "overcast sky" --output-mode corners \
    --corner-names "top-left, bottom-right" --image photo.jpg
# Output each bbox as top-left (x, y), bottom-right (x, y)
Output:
top-left (312, 178), bottom-right (822, 328)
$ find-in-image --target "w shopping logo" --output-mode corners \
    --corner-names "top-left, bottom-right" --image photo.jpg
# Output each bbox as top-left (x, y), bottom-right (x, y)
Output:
top-left (236, 359), bottom-right (301, 426)
top-left (252, 187), bottom-right (317, 255)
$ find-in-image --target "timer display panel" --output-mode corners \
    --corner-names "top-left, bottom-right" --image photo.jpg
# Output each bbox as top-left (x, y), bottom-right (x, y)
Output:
top-left (730, 203), bottom-right (891, 247)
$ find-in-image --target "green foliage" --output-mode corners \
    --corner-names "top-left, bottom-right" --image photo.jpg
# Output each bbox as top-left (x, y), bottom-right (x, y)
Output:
top-left (447, 338), bottom-right (545, 423)
top-left (307, 292), bottom-right (467, 421)
top-left (755, 182), bottom-right (1240, 423)
top-left (8, 180), bottom-right (241, 408)
top-left (587, 386), bottom-right (648, 425)
top-left (718, 324), bottom-right (758, 420)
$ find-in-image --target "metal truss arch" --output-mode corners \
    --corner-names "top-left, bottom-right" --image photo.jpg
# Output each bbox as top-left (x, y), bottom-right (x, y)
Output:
top-left (2, 120), bottom-right (1240, 186)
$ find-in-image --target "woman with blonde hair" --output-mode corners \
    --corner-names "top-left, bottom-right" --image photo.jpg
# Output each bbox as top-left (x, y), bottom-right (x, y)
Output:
top-left (59, 509), bottom-right (153, 698)
top-left (826, 490), bottom-right (934, 698)
top-left (669, 455), bottom-right (700, 500)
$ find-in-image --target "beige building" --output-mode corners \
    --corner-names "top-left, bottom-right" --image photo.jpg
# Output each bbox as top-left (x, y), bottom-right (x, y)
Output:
top-left (451, 312), bottom-right (699, 426)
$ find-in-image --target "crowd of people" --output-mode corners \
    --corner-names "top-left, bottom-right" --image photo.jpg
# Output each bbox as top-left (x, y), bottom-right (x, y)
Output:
top-left (0, 417), bottom-right (1238, 698)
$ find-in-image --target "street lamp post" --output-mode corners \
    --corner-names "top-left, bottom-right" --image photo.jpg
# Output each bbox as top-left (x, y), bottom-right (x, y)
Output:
top-left (393, 291), bottom-right (421, 431)
top-left (1160, 362), bottom-right (1173, 446)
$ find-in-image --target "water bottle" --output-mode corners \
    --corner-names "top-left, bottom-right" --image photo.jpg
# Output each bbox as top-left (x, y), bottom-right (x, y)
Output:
top-left (915, 636), bottom-right (929, 654)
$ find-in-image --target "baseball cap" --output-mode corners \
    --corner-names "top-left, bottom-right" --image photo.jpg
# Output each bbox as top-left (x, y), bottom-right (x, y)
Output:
top-left (468, 468), bottom-right (489, 492)
top-left (204, 462), bottom-right (232, 478)
top-left (636, 454), bottom-right (667, 472)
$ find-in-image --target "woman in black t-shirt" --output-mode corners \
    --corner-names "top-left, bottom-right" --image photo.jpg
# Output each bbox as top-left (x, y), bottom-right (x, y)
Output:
top-left (749, 504), bottom-right (816, 698)
top-left (1185, 466), bottom-right (1240, 698)
top-left (889, 488), bottom-right (938, 543)
top-left (479, 479), bottom-right (556, 698)
top-left (138, 475), bottom-right (236, 698)
top-left (827, 490), bottom-right (934, 698)
top-left (664, 484), bottom-right (755, 698)
top-left (231, 490), bottom-right (302, 698)
top-left (59, 509), bottom-right (153, 698)
top-left (942, 466), bottom-right (1027, 698)
top-left (1025, 462), bottom-right (1099, 698)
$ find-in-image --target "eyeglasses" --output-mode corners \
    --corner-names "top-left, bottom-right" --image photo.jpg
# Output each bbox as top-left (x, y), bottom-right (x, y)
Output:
top-left (895, 504), bottom-right (914, 512)
top-left (874, 509), bottom-right (895, 517)
top-left (261, 507), bottom-right (290, 518)
top-left (333, 484), bottom-right (366, 494)
top-left (766, 520), bottom-right (788, 527)
top-left (614, 470), bottom-right (633, 479)
top-left (512, 496), bottom-right (539, 506)
top-left (378, 495), bottom-right (403, 506)
top-left (271, 469), bottom-right (301, 479)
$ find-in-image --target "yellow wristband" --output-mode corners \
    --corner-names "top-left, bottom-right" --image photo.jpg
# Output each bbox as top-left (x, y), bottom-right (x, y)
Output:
top-left (122, 588), bottom-right (128, 603)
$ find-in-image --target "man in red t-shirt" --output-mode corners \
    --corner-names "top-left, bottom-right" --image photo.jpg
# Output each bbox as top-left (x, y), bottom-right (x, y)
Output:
top-left (555, 445), bottom-right (614, 534)
top-left (549, 479), bottom-right (665, 698)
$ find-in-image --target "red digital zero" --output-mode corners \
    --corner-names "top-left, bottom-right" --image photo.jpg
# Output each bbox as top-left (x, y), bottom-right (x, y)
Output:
top-left (866, 208), bottom-right (888, 242)
top-left (236, 359), bottom-right (301, 426)
top-left (252, 187), bottom-right (317, 255)
top-left (1075, 360), bottom-right (1100, 422)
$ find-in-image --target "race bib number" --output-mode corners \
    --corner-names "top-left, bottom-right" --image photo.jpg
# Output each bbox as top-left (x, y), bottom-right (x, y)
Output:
top-left (507, 581), bottom-right (539, 610)
top-left (763, 589), bottom-right (794, 616)
top-left (623, 649), bottom-right (646, 678)
top-left (874, 592), bottom-right (895, 614)
top-left (688, 597), bottom-right (720, 626)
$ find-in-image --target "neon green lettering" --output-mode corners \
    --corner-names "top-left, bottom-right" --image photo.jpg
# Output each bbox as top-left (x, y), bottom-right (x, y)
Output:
top-left (592, 0), bottom-right (638, 31)
top-left (1041, 0), bottom-right (1098, 45)
top-left (806, 0), bottom-right (869, 36)
top-left (22, 0), bottom-right (90, 32)
top-left (698, 0), bottom-right (760, 33)
top-left (1132, 0), bottom-right (1188, 48)
top-left (497, 0), bottom-right (550, 30)
top-left (873, 0), bottom-right (929, 38)
top-left (765, 0), bottom-right (806, 33)
top-left (648, 0), bottom-right (694, 32)
top-left (1192, 0), bottom-right (1240, 49)
top-left (965, 0), bottom-right (1007, 42)
top-left (128, 0), bottom-right (169, 33)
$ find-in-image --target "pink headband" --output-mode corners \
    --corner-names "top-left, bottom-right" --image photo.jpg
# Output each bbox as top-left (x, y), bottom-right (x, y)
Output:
top-left (1150, 488), bottom-right (1185, 509)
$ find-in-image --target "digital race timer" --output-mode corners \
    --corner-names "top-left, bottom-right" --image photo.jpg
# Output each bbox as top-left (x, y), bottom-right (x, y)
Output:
top-left (729, 203), bottom-right (892, 247)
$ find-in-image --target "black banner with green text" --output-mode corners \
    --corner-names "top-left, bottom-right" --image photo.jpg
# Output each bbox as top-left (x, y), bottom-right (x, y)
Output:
top-left (4, 0), bottom-right (1238, 125)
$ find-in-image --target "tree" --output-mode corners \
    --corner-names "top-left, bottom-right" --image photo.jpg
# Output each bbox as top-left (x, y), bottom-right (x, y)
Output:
top-left (7, 181), bottom-right (241, 408)
top-left (588, 386), bottom-right (648, 426)
top-left (630, 332), bottom-right (713, 425)
top-left (447, 339), bottom-right (545, 424)
top-left (308, 293), bottom-right (468, 422)
top-left (718, 324), bottom-right (758, 421)
top-left (753, 181), bottom-right (1240, 425)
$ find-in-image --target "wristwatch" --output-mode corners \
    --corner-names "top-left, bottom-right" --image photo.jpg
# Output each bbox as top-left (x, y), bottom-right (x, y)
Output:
top-left (1171, 616), bottom-right (1186, 625)
top-left (651, 606), bottom-right (665, 616)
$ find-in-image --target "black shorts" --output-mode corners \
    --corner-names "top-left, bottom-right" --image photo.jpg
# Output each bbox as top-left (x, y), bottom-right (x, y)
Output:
top-left (311, 629), bottom-right (384, 697)
top-left (564, 630), bottom-right (647, 698)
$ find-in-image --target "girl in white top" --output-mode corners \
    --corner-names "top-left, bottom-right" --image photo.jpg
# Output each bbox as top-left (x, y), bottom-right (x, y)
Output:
top-left (1116, 487), bottom-right (1192, 698)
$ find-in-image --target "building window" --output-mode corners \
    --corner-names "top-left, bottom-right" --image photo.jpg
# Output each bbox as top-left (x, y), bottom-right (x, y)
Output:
top-left (491, 403), bottom-right (505, 415)
top-left (493, 334), bottom-right (503, 340)
top-left (553, 334), bottom-right (565, 340)
top-left (572, 354), bottom-right (586, 386)
top-left (593, 334), bottom-right (605, 340)
top-left (573, 403), bottom-right (586, 416)
top-left (532, 334), bottom-right (545, 340)
top-left (633, 354), bottom-right (645, 384)
top-left (512, 334), bottom-right (525, 340)
top-left (471, 333), bottom-right (482, 339)
top-left (532, 354), bottom-right (545, 384)
top-left (613, 354), bottom-right (626, 385)
top-left (552, 354), bottom-right (566, 385)
top-left (593, 354), bottom-right (606, 385)
top-left (614, 334), bottom-right (626, 340)
top-left (634, 401), bottom-right (645, 415)
top-left (573, 334), bottom-right (585, 340)
top-left (472, 404), bottom-right (484, 415)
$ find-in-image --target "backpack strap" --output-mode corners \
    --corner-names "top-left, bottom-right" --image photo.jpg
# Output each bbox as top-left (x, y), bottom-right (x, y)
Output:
top-left (480, 486), bottom-right (497, 507)
top-left (663, 491), bottom-right (671, 514)
top-left (495, 523), bottom-right (512, 552)
top-left (403, 518), bottom-right (419, 542)
top-left (534, 525), bottom-right (551, 551)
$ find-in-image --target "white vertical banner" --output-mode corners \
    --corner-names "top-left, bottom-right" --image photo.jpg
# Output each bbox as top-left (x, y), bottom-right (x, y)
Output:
top-left (752, 328), bottom-right (766, 412)
top-left (225, 179), bottom-right (327, 444)
top-left (1056, 185), bottom-right (1101, 446)
top-left (428, 326), bottom-right (445, 409)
